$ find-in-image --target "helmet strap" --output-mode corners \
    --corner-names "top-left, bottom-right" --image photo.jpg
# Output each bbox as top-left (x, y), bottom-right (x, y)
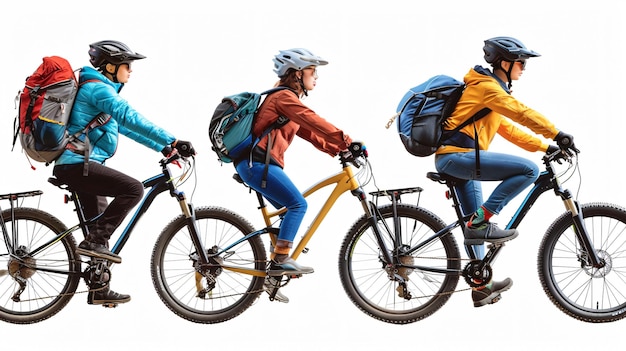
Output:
top-left (495, 60), bottom-right (514, 89)
top-left (505, 63), bottom-right (513, 89)
top-left (103, 63), bottom-right (121, 83)
top-left (297, 76), bottom-right (308, 97)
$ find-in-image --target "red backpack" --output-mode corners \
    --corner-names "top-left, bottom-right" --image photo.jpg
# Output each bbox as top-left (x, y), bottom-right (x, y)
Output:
top-left (12, 56), bottom-right (106, 170)
top-left (12, 56), bottom-right (78, 167)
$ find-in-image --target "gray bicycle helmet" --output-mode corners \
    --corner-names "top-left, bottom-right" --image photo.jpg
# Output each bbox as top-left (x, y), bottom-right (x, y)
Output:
top-left (483, 36), bottom-right (540, 65)
top-left (273, 48), bottom-right (328, 77)
top-left (88, 40), bottom-right (146, 69)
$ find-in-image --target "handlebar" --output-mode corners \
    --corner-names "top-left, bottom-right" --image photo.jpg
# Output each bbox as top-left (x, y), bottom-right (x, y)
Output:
top-left (339, 141), bottom-right (368, 168)
top-left (160, 149), bottom-right (193, 169)
top-left (543, 145), bottom-right (579, 166)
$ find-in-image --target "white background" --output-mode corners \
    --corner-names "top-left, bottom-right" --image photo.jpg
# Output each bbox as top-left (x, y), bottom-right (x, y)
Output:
top-left (2, 0), bottom-right (625, 349)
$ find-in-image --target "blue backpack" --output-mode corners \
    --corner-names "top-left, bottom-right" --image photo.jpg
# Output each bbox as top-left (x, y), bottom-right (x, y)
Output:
top-left (394, 75), bottom-right (489, 157)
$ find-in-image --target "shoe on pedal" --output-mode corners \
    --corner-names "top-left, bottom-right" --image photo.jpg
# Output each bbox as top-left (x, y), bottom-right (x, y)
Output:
top-left (472, 278), bottom-right (513, 307)
top-left (263, 276), bottom-right (289, 303)
top-left (267, 257), bottom-right (314, 276)
top-left (88, 286), bottom-right (131, 306)
top-left (464, 222), bottom-right (518, 245)
top-left (76, 240), bottom-right (122, 264)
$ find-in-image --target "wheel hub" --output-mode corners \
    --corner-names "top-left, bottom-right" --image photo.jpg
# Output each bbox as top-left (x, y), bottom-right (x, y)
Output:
top-left (8, 245), bottom-right (37, 279)
top-left (583, 250), bottom-right (612, 278)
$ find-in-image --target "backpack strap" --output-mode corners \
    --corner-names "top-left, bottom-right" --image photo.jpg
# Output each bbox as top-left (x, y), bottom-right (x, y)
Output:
top-left (251, 87), bottom-right (297, 188)
top-left (73, 78), bottom-right (107, 176)
top-left (441, 107), bottom-right (491, 178)
top-left (257, 115), bottom-right (289, 188)
top-left (78, 113), bottom-right (111, 176)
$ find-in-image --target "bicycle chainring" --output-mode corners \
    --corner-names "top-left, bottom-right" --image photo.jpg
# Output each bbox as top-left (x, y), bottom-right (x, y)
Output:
top-left (462, 260), bottom-right (492, 288)
top-left (83, 261), bottom-right (111, 288)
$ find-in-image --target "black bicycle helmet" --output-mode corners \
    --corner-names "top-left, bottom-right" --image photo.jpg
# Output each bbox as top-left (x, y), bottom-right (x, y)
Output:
top-left (483, 36), bottom-right (540, 65)
top-left (88, 40), bottom-right (146, 69)
top-left (483, 36), bottom-right (540, 89)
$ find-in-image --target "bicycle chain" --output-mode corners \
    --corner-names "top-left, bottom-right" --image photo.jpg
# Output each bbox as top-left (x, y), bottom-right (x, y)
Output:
top-left (14, 257), bottom-right (479, 303)
top-left (12, 285), bottom-right (106, 303)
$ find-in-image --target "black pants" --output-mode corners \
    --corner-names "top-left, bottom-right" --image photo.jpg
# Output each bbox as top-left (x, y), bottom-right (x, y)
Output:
top-left (53, 162), bottom-right (144, 245)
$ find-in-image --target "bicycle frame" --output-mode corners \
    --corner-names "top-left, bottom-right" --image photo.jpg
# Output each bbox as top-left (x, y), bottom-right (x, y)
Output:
top-left (400, 152), bottom-right (603, 277)
top-left (213, 159), bottom-right (369, 277)
top-left (9, 154), bottom-right (206, 276)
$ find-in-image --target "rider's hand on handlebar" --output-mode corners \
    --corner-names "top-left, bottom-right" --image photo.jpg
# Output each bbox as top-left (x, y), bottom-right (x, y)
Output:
top-left (339, 149), bottom-right (355, 162)
top-left (554, 131), bottom-right (580, 155)
top-left (547, 144), bottom-right (567, 164)
top-left (173, 140), bottom-right (196, 158)
top-left (161, 145), bottom-right (173, 157)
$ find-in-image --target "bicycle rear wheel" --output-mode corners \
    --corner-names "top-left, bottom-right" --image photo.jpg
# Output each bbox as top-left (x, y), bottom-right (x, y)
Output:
top-left (0, 207), bottom-right (79, 324)
top-left (538, 202), bottom-right (626, 323)
top-left (151, 206), bottom-right (266, 324)
top-left (339, 204), bottom-right (461, 324)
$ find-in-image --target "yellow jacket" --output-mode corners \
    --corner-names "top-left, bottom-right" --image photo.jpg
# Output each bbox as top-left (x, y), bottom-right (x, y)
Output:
top-left (436, 66), bottom-right (559, 155)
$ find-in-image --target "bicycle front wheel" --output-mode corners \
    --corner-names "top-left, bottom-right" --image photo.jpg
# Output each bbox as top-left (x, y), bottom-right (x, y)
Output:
top-left (339, 204), bottom-right (461, 324)
top-left (538, 202), bottom-right (626, 323)
top-left (151, 206), bottom-right (266, 324)
top-left (0, 207), bottom-right (80, 324)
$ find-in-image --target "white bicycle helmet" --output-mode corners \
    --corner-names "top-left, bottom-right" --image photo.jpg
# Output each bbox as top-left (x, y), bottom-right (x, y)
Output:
top-left (273, 48), bottom-right (328, 77)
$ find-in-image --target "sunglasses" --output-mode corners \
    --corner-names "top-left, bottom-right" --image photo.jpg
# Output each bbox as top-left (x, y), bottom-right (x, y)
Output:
top-left (303, 67), bottom-right (318, 77)
top-left (516, 60), bottom-right (527, 69)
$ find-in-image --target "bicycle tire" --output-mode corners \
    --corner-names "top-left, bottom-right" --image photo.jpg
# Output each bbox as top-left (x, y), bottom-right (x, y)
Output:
top-left (0, 207), bottom-right (79, 324)
top-left (339, 203), bottom-right (461, 324)
top-left (538, 202), bottom-right (626, 323)
top-left (150, 206), bottom-right (266, 324)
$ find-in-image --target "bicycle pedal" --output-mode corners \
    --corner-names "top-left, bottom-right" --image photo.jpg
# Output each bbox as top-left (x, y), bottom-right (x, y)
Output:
top-left (101, 302), bottom-right (118, 308)
top-left (487, 242), bottom-right (505, 249)
top-left (490, 294), bottom-right (502, 304)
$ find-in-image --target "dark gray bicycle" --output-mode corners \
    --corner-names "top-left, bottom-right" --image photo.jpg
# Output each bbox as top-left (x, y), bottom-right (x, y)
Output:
top-left (338, 149), bottom-right (626, 323)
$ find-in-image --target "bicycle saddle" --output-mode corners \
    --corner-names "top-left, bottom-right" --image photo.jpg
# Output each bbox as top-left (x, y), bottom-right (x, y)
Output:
top-left (426, 172), bottom-right (463, 185)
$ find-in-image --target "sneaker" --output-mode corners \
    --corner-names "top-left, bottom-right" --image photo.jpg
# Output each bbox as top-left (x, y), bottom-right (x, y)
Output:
top-left (267, 257), bottom-right (314, 276)
top-left (88, 287), bottom-right (131, 305)
top-left (76, 240), bottom-right (122, 264)
top-left (472, 278), bottom-right (513, 307)
top-left (464, 223), bottom-right (519, 245)
top-left (263, 276), bottom-right (289, 303)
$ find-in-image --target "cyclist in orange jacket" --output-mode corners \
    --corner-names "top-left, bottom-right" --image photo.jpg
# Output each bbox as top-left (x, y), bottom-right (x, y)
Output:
top-left (235, 48), bottom-right (353, 303)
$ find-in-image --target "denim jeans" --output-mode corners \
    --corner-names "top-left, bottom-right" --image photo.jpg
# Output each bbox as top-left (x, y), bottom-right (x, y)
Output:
top-left (435, 151), bottom-right (539, 215)
top-left (435, 151), bottom-right (539, 258)
top-left (235, 161), bottom-right (307, 243)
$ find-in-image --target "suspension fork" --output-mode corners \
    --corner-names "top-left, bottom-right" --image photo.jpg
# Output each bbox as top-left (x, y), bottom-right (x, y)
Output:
top-left (174, 191), bottom-right (209, 265)
top-left (359, 193), bottom-right (397, 266)
top-left (562, 193), bottom-right (604, 267)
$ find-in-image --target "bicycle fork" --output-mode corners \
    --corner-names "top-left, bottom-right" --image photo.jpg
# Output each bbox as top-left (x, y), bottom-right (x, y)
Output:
top-left (171, 192), bottom-right (215, 298)
top-left (562, 192), bottom-right (604, 268)
top-left (362, 191), bottom-right (414, 293)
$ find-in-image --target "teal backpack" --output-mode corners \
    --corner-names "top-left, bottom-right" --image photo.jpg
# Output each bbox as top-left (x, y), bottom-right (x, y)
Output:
top-left (209, 87), bottom-right (291, 164)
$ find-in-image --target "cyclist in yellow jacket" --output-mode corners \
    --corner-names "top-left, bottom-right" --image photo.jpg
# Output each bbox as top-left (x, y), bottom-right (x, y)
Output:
top-left (435, 36), bottom-right (578, 307)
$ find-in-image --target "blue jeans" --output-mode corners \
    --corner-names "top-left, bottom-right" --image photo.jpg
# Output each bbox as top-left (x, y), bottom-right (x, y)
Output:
top-left (235, 161), bottom-right (307, 243)
top-left (435, 151), bottom-right (539, 257)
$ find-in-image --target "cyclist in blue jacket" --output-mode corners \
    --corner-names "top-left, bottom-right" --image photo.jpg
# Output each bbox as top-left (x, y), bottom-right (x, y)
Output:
top-left (53, 40), bottom-right (195, 306)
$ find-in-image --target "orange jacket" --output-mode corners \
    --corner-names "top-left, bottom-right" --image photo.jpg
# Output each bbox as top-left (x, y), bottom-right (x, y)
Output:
top-left (253, 89), bottom-right (352, 168)
top-left (436, 66), bottom-right (559, 155)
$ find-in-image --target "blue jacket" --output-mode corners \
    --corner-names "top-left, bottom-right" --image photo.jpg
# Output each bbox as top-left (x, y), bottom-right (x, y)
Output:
top-left (55, 66), bottom-right (176, 165)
